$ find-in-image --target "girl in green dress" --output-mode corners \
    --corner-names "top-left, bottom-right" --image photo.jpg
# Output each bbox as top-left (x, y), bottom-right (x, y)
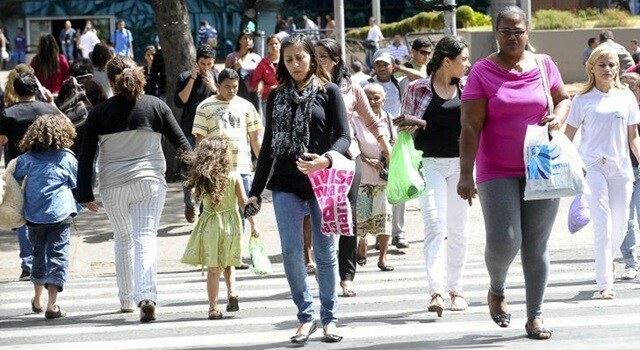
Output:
top-left (180, 136), bottom-right (257, 319)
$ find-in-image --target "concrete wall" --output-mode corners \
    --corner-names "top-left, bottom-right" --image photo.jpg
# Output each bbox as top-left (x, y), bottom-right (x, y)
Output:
top-left (459, 28), bottom-right (640, 84)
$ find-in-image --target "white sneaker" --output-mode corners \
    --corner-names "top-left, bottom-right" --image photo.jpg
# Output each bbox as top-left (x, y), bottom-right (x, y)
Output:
top-left (621, 267), bottom-right (638, 280)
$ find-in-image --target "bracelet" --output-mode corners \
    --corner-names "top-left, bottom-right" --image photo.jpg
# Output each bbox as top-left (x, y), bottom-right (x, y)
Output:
top-left (190, 77), bottom-right (196, 80)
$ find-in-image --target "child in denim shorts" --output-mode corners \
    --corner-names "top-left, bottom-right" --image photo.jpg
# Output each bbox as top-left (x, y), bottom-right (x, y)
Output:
top-left (13, 114), bottom-right (81, 319)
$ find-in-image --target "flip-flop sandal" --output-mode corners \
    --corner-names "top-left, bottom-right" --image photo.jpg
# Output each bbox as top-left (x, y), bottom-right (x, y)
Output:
top-left (306, 264), bottom-right (316, 275)
top-left (356, 256), bottom-right (367, 266)
top-left (340, 281), bottom-right (357, 297)
top-left (525, 318), bottom-right (552, 340)
top-left (208, 308), bottom-right (223, 320)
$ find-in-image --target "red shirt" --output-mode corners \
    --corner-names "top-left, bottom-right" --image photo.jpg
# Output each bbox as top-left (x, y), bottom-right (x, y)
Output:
top-left (249, 56), bottom-right (278, 102)
top-left (31, 54), bottom-right (70, 94)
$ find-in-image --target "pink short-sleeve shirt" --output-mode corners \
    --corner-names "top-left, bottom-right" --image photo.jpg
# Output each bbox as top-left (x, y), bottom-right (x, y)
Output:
top-left (461, 54), bottom-right (563, 183)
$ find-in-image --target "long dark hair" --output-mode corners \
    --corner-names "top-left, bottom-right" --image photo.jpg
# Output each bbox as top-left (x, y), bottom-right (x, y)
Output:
top-left (234, 31), bottom-right (253, 53)
top-left (314, 38), bottom-right (351, 91)
top-left (426, 36), bottom-right (468, 85)
top-left (32, 34), bottom-right (60, 82)
top-left (276, 33), bottom-right (331, 88)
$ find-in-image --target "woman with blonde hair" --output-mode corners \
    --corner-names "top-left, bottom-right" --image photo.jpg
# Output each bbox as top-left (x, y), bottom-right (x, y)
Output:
top-left (565, 45), bottom-right (640, 299)
top-left (4, 64), bottom-right (36, 107)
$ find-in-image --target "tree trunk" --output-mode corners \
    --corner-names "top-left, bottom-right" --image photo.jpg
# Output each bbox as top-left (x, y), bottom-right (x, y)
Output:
top-left (151, 0), bottom-right (196, 182)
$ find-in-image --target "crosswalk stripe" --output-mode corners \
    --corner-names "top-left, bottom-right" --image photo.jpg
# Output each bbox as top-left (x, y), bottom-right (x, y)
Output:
top-left (2, 313), bottom-right (639, 349)
top-left (1, 243), bottom-right (636, 348)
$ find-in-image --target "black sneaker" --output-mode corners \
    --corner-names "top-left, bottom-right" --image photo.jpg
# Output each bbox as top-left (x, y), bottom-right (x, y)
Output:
top-left (392, 236), bottom-right (410, 249)
top-left (184, 205), bottom-right (196, 223)
top-left (19, 270), bottom-right (30, 281)
top-left (139, 300), bottom-right (156, 323)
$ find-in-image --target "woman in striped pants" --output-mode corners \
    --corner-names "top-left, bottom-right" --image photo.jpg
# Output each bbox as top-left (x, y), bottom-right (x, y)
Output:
top-left (77, 56), bottom-right (191, 323)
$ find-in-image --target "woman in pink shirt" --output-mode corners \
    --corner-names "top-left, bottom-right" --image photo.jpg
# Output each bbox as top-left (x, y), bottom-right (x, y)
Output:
top-left (30, 34), bottom-right (70, 94)
top-left (457, 6), bottom-right (570, 340)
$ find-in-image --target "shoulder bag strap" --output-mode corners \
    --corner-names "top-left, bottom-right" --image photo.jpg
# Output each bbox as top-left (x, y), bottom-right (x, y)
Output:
top-left (534, 54), bottom-right (554, 116)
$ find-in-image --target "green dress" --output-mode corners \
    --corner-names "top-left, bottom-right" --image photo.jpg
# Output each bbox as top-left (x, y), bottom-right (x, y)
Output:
top-left (180, 173), bottom-right (242, 268)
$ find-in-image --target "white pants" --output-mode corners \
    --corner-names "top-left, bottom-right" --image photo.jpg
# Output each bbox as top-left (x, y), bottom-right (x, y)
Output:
top-left (100, 180), bottom-right (167, 309)
top-left (584, 161), bottom-right (632, 290)
top-left (418, 157), bottom-right (469, 296)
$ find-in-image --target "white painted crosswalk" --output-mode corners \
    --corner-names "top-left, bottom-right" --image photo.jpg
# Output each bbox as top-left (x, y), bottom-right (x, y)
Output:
top-left (1, 252), bottom-right (639, 349)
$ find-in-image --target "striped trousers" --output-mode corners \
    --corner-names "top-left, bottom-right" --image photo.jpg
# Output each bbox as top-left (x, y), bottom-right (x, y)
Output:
top-left (100, 180), bottom-right (167, 309)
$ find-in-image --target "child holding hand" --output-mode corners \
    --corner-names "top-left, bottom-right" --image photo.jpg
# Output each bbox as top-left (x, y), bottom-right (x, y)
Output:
top-left (180, 136), bottom-right (257, 319)
top-left (13, 114), bottom-right (81, 319)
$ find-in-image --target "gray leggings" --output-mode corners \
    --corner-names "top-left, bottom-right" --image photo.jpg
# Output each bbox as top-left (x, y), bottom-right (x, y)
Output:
top-left (478, 177), bottom-right (559, 318)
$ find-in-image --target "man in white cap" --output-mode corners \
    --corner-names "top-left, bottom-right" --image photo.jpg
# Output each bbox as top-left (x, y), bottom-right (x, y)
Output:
top-left (361, 49), bottom-right (404, 117)
top-left (360, 49), bottom-right (410, 250)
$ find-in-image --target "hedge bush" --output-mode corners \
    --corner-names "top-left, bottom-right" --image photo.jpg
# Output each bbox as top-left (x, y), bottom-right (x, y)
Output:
top-left (472, 11), bottom-right (492, 27)
top-left (577, 7), bottom-right (601, 20)
top-left (457, 5), bottom-right (474, 28)
top-left (534, 9), bottom-right (585, 30)
top-left (346, 7), bottom-right (485, 38)
top-left (594, 9), bottom-right (629, 28)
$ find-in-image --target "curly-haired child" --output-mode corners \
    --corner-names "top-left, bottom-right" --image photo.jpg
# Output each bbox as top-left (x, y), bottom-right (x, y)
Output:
top-left (13, 114), bottom-right (81, 319)
top-left (180, 136), bottom-right (257, 319)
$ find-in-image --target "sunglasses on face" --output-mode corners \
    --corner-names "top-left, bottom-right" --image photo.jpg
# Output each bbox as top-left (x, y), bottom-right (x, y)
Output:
top-left (497, 29), bottom-right (526, 38)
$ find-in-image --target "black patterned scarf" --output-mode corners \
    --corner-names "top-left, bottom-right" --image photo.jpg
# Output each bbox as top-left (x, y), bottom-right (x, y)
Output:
top-left (271, 76), bottom-right (319, 157)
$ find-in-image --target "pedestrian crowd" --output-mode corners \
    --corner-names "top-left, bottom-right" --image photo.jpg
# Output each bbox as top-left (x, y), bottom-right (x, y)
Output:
top-left (1, 5), bottom-right (639, 345)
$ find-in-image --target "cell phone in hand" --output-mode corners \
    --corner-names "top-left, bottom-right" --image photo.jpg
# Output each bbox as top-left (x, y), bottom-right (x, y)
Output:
top-left (244, 197), bottom-right (262, 218)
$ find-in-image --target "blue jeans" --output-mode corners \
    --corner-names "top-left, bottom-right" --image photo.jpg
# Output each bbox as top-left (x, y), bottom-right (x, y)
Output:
top-left (621, 168), bottom-right (640, 270)
top-left (272, 191), bottom-right (339, 326)
top-left (28, 222), bottom-right (71, 291)
top-left (13, 51), bottom-right (25, 64)
top-left (17, 225), bottom-right (32, 273)
top-left (62, 44), bottom-right (74, 61)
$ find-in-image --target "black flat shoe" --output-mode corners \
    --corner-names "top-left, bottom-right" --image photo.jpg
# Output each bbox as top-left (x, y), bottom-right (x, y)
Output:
top-left (377, 262), bottom-right (394, 271)
top-left (31, 298), bottom-right (43, 313)
top-left (290, 322), bottom-right (317, 344)
top-left (356, 256), bottom-right (367, 266)
top-left (322, 324), bottom-right (343, 343)
top-left (44, 306), bottom-right (66, 319)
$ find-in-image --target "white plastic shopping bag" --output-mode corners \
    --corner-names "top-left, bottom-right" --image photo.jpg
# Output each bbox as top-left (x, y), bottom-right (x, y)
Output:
top-left (523, 124), bottom-right (587, 200)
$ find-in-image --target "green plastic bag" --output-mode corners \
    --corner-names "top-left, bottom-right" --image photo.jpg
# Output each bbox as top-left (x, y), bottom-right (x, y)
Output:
top-left (386, 131), bottom-right (425, 204)
top-left (249, 234), bottom-right (272, 277)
